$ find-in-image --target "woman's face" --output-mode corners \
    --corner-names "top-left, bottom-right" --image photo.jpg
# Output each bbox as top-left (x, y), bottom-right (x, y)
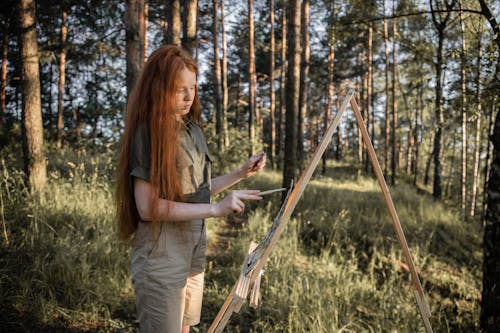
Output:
top-left (175, 67), bottom-right (197, 119)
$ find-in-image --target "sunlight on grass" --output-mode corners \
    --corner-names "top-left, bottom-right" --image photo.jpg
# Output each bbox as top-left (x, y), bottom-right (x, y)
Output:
top-left (0, 155), bottom-right (482, 332)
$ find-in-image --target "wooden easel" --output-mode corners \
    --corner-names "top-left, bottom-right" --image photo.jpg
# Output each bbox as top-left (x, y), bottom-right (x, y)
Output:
top-left (208, 91), bottom-right (433, 333)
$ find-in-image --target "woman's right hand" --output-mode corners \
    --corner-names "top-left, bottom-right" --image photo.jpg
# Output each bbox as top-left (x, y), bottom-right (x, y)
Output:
top-left (213, 190), bottom-right (262, 217)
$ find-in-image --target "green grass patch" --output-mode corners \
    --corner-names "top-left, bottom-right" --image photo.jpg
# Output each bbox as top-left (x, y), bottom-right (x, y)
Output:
top-left (0, 155), bottom-right (481, 332)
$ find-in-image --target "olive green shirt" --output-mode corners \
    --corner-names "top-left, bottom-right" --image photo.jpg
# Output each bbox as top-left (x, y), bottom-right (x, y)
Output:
top-left (129, 120), bottom-right (212, 205)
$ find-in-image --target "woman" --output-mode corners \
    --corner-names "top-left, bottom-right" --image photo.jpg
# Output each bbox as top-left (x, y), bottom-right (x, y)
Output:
top-left (116, 45), bottom-right (266, 333)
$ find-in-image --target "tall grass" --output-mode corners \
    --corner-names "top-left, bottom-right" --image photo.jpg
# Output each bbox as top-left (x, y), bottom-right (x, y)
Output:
top-left (0, 145), bottom-right (481, 332)
top-left (0, 146), bottom-right (136, 331)
top-left (201, 162), bottom-right (482, 332)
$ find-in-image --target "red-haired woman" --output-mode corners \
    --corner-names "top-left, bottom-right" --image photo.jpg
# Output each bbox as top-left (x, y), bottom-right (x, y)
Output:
top-left (116, 45), bottom-right (266, 333)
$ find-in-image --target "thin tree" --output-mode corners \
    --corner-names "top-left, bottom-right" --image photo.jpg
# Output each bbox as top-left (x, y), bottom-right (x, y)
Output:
top-left (283, 0), bottom-right (300, 188)
top-left (430, 0), bottom-right (456, 199)
top-left (322, 42), bottom-right (334, 176)
top-left (269, 0), bottom-right (276, 168)
top-left (298, 0), bottom-right (309, 171)
top-left (277, 4), bottom-right (286, 168)
top-left (166, 0), bottom-right (181, 46)
top-left (482, 96), bottom-right (495, 220)
top-left (248, 0), bottom-right (257, 156)
top-left (182, 0), bottom-right (197, 57)
top-left (383, 2), bottom-right (390, 175)
top-left (220, 0), bottom-right (228, 148)
top-left (56, 4), bottom-right (67, 149)
top-left (0, 27), bottom-right (7, 126)
top-left (391, 3), bottom-right (397, 186)
top-left (212, 0), bottom-right (223, 150)
top-left (125, 0), bottom-right (145, 97)
top-left (144, 1), bottom-right (148, 61)
top-left (19, 0), bottom-right (46, 192)
top-left (470, 27), bottom-right (482, 218)
top-left (459, 1), bottom-right (468, 218)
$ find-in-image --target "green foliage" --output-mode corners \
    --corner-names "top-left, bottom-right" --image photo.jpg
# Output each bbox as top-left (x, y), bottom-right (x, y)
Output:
top-left (0, 150), bottom-right (481, 332)
top-left (0, 147), bottom-right (135, 331)
top-left (205, 124), bottom-right (265, 176)
top-left (201, 161), bottom-right (481, 332)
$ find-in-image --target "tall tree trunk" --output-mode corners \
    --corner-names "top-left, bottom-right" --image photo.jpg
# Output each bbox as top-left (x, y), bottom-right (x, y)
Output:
top-left (460, 4), bottom-right (468, 218)
top-left (413, 80), bottom-right (423, 186)
top-left (220, 0), bottom-right (228, 148)
top-left (0, 31), bottom-right (7, 126)
top-left (368, 21), bottom-right (374, 144)
top-left (470, 28), bottom-right (482, 217)
top-left (335, 96), bottom-right (342, 160)
top-left (483, 95), bottom-right (495, 220)
top-left (182, 0), bottom-right (197, 57)
top-left (126, 0), bottom-right (145, 97)
top-left (445, 135), bottom-right (456, 198)
top-left (248, 0), bottom-right (257, 156)
top-left (383, 14), bottom-right (390, 175)
top-left (166, 0), bottom-right (181, 46)
top-left (144, 1), bottom-right (148, 61)
top-left (478, 0), bottom-right (500, 329)
top-left (19, 0), bottom-right (46, 192)
top-left (235, 73), bottom-right (241, 129)
top-left (322, 44), bottom-right (334, 175)
top-left (391, 14), bottom-right (397, 186)
top-left (269, 0), bottom-right (276, 168)
top-left (430, 0), bottom-right (455, 199)
top-left (277, 6), bottom-right (286, 168)
top-left (56, 6), bottom-right (67, 149)
top-left (212, 0), bottom-right (223, 150)
top-left (283, 0), bottom-right (300, 189)
top-left (297, 0), bottom-right (309, 171)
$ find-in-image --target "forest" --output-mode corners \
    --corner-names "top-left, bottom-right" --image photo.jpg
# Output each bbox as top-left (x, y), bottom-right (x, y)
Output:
top-left (1, 0), bottom-right (499, 332)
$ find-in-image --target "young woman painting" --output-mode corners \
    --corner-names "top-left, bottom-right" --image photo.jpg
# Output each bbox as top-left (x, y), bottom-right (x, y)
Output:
top-left (116, 45), bottom-right (266, 333)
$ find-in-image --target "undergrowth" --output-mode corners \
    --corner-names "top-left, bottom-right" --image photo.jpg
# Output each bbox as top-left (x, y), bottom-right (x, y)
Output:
top-left (0, 145), bottom-right (482, 332)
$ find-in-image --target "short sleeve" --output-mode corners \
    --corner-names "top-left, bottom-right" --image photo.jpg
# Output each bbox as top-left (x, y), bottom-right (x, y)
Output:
top-left (130, 123), bottom-right (151, 182)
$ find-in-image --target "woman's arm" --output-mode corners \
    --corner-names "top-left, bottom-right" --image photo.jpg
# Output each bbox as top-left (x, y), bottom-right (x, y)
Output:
top-left (211, 152), bottom-right (266, 195)
top-left (134, 178), bottom-right (262, 222)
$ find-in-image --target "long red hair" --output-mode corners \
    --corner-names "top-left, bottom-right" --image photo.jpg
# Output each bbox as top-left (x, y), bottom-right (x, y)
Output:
top-left (116, 45), bottom-right (202, 240)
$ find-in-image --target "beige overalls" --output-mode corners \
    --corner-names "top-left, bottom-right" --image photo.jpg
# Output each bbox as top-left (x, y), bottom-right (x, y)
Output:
top-left (129, 120), bottom-right (212, 332)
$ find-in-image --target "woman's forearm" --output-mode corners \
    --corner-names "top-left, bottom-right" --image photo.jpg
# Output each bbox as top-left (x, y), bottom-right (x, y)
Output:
top-left (134, 178), bottom-right (217, 222)
top-left (211, 167), bottom-right (244, 195)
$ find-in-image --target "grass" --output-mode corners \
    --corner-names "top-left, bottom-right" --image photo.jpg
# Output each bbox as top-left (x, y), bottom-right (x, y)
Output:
top-left (0, 148), bottom-right (482, 332)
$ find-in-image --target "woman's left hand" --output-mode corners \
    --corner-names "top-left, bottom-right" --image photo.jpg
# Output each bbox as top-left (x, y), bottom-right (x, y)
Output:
top-left (240, 152), bottom-right (266, 179)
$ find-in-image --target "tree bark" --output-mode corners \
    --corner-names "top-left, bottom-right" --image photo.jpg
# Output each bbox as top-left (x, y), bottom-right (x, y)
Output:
top-left (470, 28), bottom-right (482, 218)
top-left (182, 0), bottom-right (197, 57)
top-left (283, 0), bottom-right (300, 189)
top-left (269, 0), bottom-right (276, 168)
top-left (277, 5), bottom-right (286, 169)
top-left (383, 14), bottom-right (390, 175)
top-left (430, 0), bottom-right (455, 199)
top-left (0, 30), bottom-right (7, 126)
top-left (166, 0), bottom-right (181, 46)
top-left (297, 0), bottom-right (309, 171)
top-left (460, 4), bottom-right (468, 218)
top-left (126, 0), bottom-right (145, 97)
top-left (248, 0), bottom-right (257, 156)
top-left (144, 1), bottom-right (148, 61)
top-left (56, 6), bottom-right (67, 149)
top-left (212, 0), bottom-right (223, 150)
top-left (478, 0), bottom-right (500, 329)
top-left (391, 13), bottom-right (397, 186)
top-left (322, 43), bottom-right (334, 176)
top-left (220, 0), bottom-right (228, 148)
top-left (19, 0), bottom-right (46, 192)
